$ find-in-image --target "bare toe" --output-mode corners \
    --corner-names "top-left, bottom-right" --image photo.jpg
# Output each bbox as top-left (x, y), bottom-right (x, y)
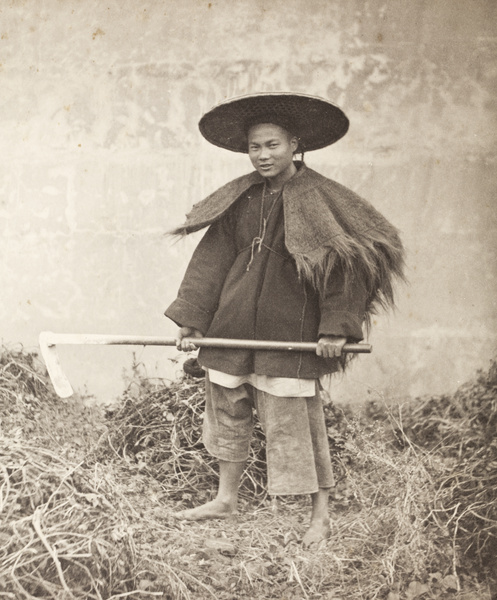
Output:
top-left (172, 499), bottom-right (236, 521)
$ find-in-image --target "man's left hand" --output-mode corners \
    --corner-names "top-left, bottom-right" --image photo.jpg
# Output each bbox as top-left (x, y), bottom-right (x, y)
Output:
top-left (316, 335), bottom-right (347, 358)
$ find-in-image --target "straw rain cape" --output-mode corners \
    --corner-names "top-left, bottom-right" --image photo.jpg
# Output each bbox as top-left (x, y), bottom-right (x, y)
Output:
top-left (171, 163), bottom-right (405, 328)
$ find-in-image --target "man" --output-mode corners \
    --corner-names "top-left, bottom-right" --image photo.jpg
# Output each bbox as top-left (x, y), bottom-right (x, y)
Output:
top-left (165, 93), bottom-right (404, 546)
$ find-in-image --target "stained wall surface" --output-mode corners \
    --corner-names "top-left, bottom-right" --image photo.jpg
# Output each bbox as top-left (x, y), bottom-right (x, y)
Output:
top-left (1, 0), bottom-right (496, 403)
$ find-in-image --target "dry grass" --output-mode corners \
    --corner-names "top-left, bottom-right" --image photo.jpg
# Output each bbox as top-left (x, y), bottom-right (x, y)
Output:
top-left (0, 347), bottom-right (145, 599)
top-left (392, 360), bottom-right (497, 586)
top-left (1, 345), bottom-right (495, 599)
top-left (0, 440), bottom-right (138, 599)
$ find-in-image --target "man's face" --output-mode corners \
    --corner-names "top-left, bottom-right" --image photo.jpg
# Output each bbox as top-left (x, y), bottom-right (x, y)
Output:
top-left (247, 123), bottom-right (298, 184)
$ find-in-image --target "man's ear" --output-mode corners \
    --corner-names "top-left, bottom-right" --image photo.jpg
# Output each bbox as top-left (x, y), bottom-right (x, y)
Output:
top-left (291, 136), bottom-right (299, 153)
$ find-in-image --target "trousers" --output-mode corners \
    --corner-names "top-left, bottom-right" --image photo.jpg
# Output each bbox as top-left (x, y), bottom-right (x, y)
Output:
top-left (202, 375), bottom-right (335, 496)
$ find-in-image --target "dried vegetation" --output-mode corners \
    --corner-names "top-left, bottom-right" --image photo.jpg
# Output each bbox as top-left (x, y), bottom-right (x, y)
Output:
top-left (1, 345), bottom-right (495, 599)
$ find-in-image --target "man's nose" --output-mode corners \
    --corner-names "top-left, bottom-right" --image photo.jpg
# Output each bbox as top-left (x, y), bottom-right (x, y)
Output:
top-left (259, 146), bottom-right (270, 160)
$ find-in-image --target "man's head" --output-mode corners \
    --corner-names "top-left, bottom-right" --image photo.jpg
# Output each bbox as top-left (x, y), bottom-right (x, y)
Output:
top-left (247, 122), bottom-right (298, 187)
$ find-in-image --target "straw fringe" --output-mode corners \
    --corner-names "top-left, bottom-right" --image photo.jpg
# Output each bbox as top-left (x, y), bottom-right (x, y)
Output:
top-left (292, 224), bottom-right (405, 333)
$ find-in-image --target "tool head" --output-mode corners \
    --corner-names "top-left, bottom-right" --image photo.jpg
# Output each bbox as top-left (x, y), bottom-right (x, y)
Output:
top-left (38, 332), bottom-right (74, 398)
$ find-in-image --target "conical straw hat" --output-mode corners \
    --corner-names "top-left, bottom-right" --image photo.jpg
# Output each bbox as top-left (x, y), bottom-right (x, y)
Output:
top-left (198, 92), bottom-right (349, 153)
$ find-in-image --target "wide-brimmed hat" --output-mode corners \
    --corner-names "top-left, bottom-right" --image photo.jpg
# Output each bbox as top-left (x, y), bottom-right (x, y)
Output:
top-left (198, 92), bottom-right (349, 153)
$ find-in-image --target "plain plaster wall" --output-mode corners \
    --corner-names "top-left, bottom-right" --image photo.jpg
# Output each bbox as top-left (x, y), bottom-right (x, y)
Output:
top-left (1, 0), bottom-right (496, 403)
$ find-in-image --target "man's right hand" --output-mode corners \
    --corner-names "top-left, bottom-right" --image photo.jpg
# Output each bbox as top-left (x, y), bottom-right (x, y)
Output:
top-left (176, 327), bottom-right (204, 352)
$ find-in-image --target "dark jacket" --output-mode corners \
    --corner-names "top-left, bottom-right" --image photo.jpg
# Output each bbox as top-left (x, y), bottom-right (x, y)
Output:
top-left (165, 180), bottom-right (369, 379)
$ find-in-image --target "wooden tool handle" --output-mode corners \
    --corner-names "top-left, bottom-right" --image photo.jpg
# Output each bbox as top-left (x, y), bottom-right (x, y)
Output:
top-left (41, 332), bottom-right (371, 353)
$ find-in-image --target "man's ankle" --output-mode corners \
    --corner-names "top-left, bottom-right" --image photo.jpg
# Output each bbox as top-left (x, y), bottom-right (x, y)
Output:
top-left (215, 494), bottom-right (237, 510)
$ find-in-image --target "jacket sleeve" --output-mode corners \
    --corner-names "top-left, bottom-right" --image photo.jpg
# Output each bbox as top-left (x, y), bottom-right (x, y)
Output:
top-left (164, 214), bottom-right (237, 335)
top-left (318, 263), bottom-right (368, 342)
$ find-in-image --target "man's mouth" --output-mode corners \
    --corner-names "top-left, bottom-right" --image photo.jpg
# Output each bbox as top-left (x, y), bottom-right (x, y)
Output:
top-left (259, 164), bottom-right (273, 171)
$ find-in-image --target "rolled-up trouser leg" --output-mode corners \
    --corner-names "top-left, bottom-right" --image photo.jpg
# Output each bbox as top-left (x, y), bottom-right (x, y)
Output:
top-left (255, 390), bottom-right (335, 496)
top-left (202, 375), bottom-right (253, 463)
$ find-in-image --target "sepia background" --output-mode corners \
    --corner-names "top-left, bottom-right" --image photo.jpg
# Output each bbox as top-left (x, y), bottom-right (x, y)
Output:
top-left (1, 0), bottom-right (496, 404)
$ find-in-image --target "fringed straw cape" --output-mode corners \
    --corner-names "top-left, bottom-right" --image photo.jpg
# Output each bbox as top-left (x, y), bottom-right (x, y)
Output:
top-left (171, 162), bottom-right (405, 330)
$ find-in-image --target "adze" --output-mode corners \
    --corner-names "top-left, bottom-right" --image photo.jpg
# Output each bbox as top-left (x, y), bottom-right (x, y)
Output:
top-left (39, 331), bottom-right (372, 399)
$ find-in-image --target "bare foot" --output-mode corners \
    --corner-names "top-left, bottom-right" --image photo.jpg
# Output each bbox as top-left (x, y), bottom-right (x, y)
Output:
top-left (172, 498), bottom-right (236, 521)
top-left (302, 517), bottom-right (331, 548)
